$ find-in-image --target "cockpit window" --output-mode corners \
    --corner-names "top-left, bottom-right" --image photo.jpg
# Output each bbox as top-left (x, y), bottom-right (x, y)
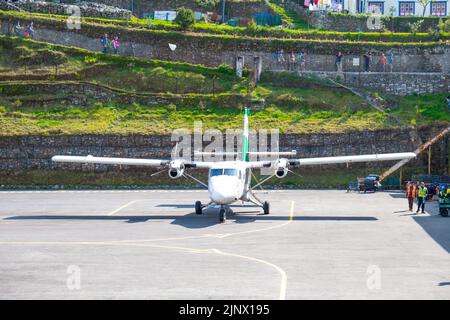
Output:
top-left (223, 169), bottom-right (238, 176)
top-left (209, 168), bottom-right (238, 177)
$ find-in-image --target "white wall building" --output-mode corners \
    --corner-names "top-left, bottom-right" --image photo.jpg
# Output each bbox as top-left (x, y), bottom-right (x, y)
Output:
top-left (340, 0), bottom-right (449, 16)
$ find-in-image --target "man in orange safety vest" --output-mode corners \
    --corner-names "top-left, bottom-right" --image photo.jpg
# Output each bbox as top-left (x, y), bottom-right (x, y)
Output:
top-left (406, 181), bottom-right (417, 212)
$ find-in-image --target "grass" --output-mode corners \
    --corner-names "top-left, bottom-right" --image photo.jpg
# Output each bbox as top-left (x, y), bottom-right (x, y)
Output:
top-left (0, 36), bottom-right (447, 136)
top-left (0, 165), bottom-right (431, 190)
top-left (266, 0), bottom-right (311, 29)
top-left (0, 101), bottom-right (387, 136)
top-left (383, 93), bottom-right (450, 125)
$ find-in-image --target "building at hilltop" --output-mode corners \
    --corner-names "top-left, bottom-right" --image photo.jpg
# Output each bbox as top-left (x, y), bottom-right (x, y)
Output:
top-left (296, 0), bottom-right (449, 17)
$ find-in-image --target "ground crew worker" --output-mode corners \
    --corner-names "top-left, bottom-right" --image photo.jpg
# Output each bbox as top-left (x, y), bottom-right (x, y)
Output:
top-left (439, 184), bottom-right (448, 198)
top-left (406, 181), bottom-right (417, 212)
top-left (416, 182), bottom-right (427, 214)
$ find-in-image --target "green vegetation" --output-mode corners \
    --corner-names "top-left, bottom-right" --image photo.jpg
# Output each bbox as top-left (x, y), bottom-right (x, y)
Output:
top-left (174, 7), bottom-right (196, 29)
top-left (0, 37), bottom-right (448, 137)
top-left (267, 0), bottom-right (310, 29)
top-left (0, 10), bottom-right (448, 45)
top-left (0, 165), bottom-right (430, 189)
top-left (385, 93), bottom-right (450, 126)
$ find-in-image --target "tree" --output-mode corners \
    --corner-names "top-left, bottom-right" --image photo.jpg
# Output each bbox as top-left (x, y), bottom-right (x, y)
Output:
top-left (174, 7), bottom-right (195, 30)
top-left (417, 0), bottom-right (432, 16)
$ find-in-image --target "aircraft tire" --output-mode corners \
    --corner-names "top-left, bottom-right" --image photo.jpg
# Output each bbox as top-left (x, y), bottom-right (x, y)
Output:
top-left (263, 201), bottom-right (270, 215)
top-left (195, 201), bottom-right (202, 215)
top-left (219, 208), bottom-right (226, 223)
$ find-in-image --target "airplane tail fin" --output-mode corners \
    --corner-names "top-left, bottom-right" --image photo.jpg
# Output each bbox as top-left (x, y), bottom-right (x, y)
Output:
top-left (242, 107), bottom-right (249, 162)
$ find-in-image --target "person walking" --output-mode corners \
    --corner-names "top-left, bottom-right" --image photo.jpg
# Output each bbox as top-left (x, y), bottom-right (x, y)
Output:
top-left (379, 52), bottom-right (387, 72)
top-left (387, 50), bottom-right (394, 72)
top-left (112, 36), bottom-right (119, 54)
top-left (335, 51), bottom-right (343, 72)
top-left (100, 33), bottom-right (109, 54)
top-left (416, 182), bottom-right (428, 214)
top-left (406, 181), bottom-right (417, 212)
top-left (289, 51), bottom-right (296, 71)
top-left (25, 22), bottom-right (34, 39)
top-left (296, 50), bottom-right (306, 72)
top-left (14, 21), bottom-right (22, 37)
top-left (363, 52), bottom-right (371, 72)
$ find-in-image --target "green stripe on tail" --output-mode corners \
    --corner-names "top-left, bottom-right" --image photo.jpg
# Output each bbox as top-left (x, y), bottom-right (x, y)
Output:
top-left (242, 107), bottom-right (249, 162)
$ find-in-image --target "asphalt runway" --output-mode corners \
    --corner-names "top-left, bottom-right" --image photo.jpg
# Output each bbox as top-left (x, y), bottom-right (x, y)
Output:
top-left (0, 189), bottom-right (449, 299)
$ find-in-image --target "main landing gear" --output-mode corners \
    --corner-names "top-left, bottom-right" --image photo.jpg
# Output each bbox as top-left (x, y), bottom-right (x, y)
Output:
top-left (263, 201), bottom-right (270, 215)
top-left (194, 199), bottom-right (269, 223)
top-left (195, 201), bottom-right (203, 215)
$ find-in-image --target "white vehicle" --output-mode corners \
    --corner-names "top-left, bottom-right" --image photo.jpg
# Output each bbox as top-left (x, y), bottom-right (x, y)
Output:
top-left (52, 108), bottom-right (416, 223)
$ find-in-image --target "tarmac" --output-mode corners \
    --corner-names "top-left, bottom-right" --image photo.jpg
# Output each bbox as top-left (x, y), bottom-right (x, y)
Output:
top-left (0, 189), bottom-right (449, 299)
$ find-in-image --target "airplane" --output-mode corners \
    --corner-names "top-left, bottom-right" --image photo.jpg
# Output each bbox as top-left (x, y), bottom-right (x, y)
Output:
top-left (52, 107), bottom-right (416, 223)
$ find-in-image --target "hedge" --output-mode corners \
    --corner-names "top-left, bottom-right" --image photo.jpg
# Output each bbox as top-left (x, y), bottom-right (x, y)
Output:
top-left (1, 10), bottom-right (449, 43)
top-left (0, 11), bottom-right (446, 55)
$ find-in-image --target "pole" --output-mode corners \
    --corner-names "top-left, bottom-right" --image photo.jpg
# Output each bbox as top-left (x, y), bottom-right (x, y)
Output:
top-left (399, 167), bottom-right (403, 190)
top-left (428, 146), bottom-right (431, 175)
top-left (222, 0), bottom-right (226, 24)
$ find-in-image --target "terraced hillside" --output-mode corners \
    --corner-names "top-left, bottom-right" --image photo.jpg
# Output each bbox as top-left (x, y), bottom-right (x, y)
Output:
top-left (0, 36), bottom-right (448, 138)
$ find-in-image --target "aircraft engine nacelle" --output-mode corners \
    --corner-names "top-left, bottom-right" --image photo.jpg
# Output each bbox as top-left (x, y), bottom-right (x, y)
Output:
top-left (274, 158), bottom-right (289, 179)
top-left (275, 167), bottom-right (288, 178)
top-left (168, 168), bottom-right (184, 179)
top-left (168, 160), bottom-right (185, 179)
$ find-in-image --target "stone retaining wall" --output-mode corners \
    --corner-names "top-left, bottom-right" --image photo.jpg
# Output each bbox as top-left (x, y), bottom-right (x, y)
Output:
top-left (0, 126), bottom-right (447, 174)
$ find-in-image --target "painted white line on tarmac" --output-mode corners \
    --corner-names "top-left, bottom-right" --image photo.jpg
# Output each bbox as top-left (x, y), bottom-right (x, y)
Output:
top-left (107, 200), bottom-right (142, 216)
top-left (0, 240), bottom-right (287, 299)
top-left (214, 200), bottom-right (295, 239)
top-left (211, 249), bottom-right (287, 300)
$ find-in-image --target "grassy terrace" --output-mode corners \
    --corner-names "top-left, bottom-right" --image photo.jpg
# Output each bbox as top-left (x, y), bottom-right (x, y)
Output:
top-left (1, 10), bottom-right (448, 44)
top-left (0, 37), bottom-right (448, 137)
top-left (0, 165), bottom-right (429, 189)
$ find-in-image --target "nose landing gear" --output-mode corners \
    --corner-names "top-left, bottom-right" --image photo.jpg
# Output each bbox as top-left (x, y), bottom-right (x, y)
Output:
top-left (219, 206), bottom-right (227, 223)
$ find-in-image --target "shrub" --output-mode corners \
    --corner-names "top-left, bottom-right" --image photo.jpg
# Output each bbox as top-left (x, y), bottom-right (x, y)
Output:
top-left (217, 63), bottom-right (234, 75)
top-left (174, 7), bottom-right (195, 30)
top-left (407, 19), bottom-right (424, 35)
top-left (438, 18), bottom-right (450, 32)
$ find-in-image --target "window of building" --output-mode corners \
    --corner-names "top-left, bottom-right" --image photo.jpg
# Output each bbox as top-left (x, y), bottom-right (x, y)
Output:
top-left (368, 1), bottom-right (385, 14)
top-left (399, 2), bottom-right (415, 16)
top-left (430, 1), bottom-right (447, 16)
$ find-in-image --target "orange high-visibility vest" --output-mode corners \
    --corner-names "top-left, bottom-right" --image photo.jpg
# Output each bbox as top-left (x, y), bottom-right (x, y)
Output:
top-left (406, 183), bottom-right (417, 198)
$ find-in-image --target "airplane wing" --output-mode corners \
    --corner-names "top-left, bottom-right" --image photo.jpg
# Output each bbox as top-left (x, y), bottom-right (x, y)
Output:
top-left (52, 155), bottom-right (169, 167)
top-left (51, 155), bottom-right (214, 168)
top-left (288, 152), bottom-right (416, 166)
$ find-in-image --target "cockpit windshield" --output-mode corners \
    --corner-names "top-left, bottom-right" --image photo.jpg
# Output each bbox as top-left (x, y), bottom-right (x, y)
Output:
top-left (209, 168), bottom-right (238, 177)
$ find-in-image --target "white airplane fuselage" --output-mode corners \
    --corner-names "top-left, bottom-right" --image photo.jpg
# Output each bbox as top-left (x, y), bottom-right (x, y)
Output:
top-left (207, 161), bottom-right (250, 205)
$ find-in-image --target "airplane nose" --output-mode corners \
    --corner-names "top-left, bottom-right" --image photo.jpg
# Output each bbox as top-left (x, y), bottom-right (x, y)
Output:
top-left (211, 189), bottom-right (236, 204)
top-left (209, 179), bottom-right (237, 204)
